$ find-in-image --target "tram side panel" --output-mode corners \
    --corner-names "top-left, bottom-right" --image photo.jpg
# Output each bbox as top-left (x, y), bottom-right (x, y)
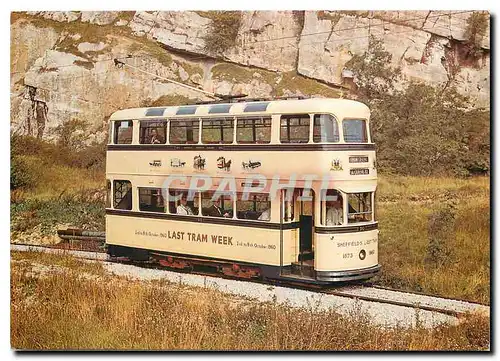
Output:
top-left (314, 228), bottom-right (379, 272)
top-left (106, 214), bottom-right (298, 268)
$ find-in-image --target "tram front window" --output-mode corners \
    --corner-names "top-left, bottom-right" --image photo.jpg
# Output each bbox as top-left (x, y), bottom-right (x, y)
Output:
top-left (343, 119), bottom-right (368, 143)
top-left (347, 192), bottom-right (372, 223)
top-left (321, 189), bottom-right (344, 226)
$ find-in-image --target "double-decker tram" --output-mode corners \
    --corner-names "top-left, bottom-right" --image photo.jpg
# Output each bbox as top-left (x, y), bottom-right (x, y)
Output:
top-left (105, 97), bottom-right (380, 283)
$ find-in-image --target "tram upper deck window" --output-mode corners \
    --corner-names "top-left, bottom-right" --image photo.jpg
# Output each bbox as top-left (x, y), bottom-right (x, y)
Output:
top-left (236, 193), bottom-right (271, 221)
top-left (347, 192), bottom-right (372, 223)
top-left (139, 120), bottom-right (166, 144)
top-left (202, 118), bottom-right (234, 144)
top-left (313, 114), bottom-right (339, 143)
top-left (114, 120), bottom-right (133, 144)
top-left (139, 188), bottom-right (165, 213)
top-left (280, 114), bottom-right (310, 143)
top-left (320, 189), bottom-right (344, 226)
top-left (343, 119), bottom-right (368, 143)
top-left (201, 191), bottom-right (233, 217)
top-left (113, 180), bottom-right (132, 210)
top-left (168, 189), bottom-right (199, 215)
top-left (170, 120), bottom-right (199, 144)
top-left (236, 117), bottom-right (271, 144)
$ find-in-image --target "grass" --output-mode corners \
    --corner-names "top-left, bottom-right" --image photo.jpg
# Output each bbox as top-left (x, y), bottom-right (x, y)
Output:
top-left (211, 63), bottom-right (343, 98)
top-left (10, 252), bottom-right (490, 350)
top-left (376, 174), bottom-right (490, 304)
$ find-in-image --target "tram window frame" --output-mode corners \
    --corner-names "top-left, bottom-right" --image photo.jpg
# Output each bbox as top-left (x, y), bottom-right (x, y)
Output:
top-left (202, 118), bottom-right (234, 144)
top-left (320, 189), bottom-right (344, 226)
top-left (280, 114), bottom-right (310, 143)
top-left (113, 120), bottom-right (133, 144)
top-left (139, 120), bottom-right (167, 144)
top-left (201, 191), bottom-right (234, 218)
top-left (343, 118), bottom-right (368, 143)
top-left (113, 180), bottom-right (132, 210)
top-left (236, 117), bottom-right (272, 144)
top-left (236, 193), bottom-right (271, 221)
top-left (283, 189), bottom-right (295, 222)
top-left (108, 122), bottom-right (113, 144)
top-left (313, 114), bottom-right (340, 143)
top-left (138, 187), bottom-right (166, 213)
top-left (169, 119), bottom-right (200, 144)
top-left (106, 180), bottom-right (111, 208)
top-left (347, 192), bottom-right (373, 223)
top-left (167, 189), bottom-right (199, 215)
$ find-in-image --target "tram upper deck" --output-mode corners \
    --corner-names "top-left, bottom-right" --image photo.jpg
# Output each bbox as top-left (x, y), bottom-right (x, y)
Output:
top-left (107, 98), bottom-right (377, 184)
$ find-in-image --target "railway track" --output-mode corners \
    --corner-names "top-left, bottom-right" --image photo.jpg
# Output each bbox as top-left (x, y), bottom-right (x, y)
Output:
top-left (10, 239), bottom-right (489, 323)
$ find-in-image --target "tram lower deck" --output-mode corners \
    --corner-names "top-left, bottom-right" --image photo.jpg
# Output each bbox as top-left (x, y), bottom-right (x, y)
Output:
top-left (105, 183), bottom-right (380, 283)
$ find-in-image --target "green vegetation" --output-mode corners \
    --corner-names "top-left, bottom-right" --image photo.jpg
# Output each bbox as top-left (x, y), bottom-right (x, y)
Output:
top-left (377, 175), bottom-right (489, 304)
top-left (346, 36), bottom-right (490, 177)
top-left (142, 94), bottom-right (198, 107)
top-left (11, 253), bottom-right (489, 350)
top-left (276, 71), bottom-right (342, 97)
top-left (11, 131), bottom-right (106, 237)
top-left (464, 11), bottom-right (489, 58)
top-left (211, 64), bottom-right (341, 98)
top-left (200, 11), bottom-right (243, 55)
top-left (211, 62), bottom-right (276, 85)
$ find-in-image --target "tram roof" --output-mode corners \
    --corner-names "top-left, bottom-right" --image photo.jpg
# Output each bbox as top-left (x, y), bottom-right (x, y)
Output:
top-left (109, 98), bottom-right (370, 121)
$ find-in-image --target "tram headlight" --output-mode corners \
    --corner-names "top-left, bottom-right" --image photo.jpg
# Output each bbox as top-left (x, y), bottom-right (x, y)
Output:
top-left (359, 249), bottom-right (366, 260)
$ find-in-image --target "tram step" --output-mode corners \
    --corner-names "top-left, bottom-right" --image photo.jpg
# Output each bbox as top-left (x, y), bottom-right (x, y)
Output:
top-left (291, 262), bottom-right (315, 278)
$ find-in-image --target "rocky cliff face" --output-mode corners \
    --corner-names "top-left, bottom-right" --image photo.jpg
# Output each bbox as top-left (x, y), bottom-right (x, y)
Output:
top-left (10, 11), bottom-right (490, 142)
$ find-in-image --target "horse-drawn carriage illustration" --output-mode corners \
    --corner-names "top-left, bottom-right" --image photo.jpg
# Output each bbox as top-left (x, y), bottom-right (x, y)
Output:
top-left (170, 158), bottom-right (186, 168)
top-left (217, 156), bottom-right (232, 171)
top-left (193, 155), bottom-right (206, 170)
top-left (242, 160), bottom-right (261, 170)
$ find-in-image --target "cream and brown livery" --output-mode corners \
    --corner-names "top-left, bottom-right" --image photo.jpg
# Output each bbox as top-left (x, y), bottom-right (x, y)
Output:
top-left (105, 97), bottom-right (380, 283)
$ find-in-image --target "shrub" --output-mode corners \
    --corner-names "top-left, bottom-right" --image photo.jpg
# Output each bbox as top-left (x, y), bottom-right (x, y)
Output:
top-left (201, 11), bottom-right (243, 55)
top-left (345, 37), bottom-right (490, 177)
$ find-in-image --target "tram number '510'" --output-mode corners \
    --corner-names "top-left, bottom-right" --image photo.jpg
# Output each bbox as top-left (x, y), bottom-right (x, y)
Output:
top-left (343, 253), bottom-right (353, 259)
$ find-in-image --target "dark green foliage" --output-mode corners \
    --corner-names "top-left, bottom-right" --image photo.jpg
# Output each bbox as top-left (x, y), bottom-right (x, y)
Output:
top-left (11, 191), bottom-right (105, 234)
top-left (345, 37), bottom-right (490, 177)
top-left (426, 200), bottom-right (457, 267)
top-left (201, 11), bottom-right (243, 55)
top-left (464, 11), bottom-right (489, 58)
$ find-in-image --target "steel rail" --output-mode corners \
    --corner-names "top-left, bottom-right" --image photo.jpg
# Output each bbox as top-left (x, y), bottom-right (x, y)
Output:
top-left (10, 241), bottom-right (489, 318)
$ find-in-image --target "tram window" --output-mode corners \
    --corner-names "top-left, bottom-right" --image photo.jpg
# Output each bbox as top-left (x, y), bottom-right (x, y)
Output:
top-left (106, 180), bottom-right (111, 208)
top-left (138, 188), bottom-right (165, 213)
top-left (347, 192), bottom-right (372, 223)
top-left (280, 114), bottom-right (310, 143)
top-left (343, 119), bottom-right (368, 143)
top-left (170, 120), bottom-right (199, 144)
top-left (284, 190), bottom-right (295, 222)
top-left (113, 180), bottom-right (132, 210)
top-left (168, 189), bottom-right (199, 215)
top-left (114, 121), bottom-right (133, 144)
top-left (236, 193), bottom-right (270, 221)
top-left (139, 120), bottom-right (166, 144)
top-left (236, 117), bottom-right (271, 144)
top-left (320, 189), bottom-right (343, 226)
top-left (202, 118), bottom-right (234, 144)
top-left (313, 114), bottom-right (339, 143)
top-left (201, 191), bottom-right (233, 217)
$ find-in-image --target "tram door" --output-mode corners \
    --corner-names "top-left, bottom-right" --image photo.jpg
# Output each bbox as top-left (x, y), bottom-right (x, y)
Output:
top-left (298, 189), bottom-right (314, 261)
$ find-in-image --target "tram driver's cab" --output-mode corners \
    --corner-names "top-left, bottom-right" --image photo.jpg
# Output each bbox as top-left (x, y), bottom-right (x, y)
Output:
top-left (279, 185), bottom-right (379, 282)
